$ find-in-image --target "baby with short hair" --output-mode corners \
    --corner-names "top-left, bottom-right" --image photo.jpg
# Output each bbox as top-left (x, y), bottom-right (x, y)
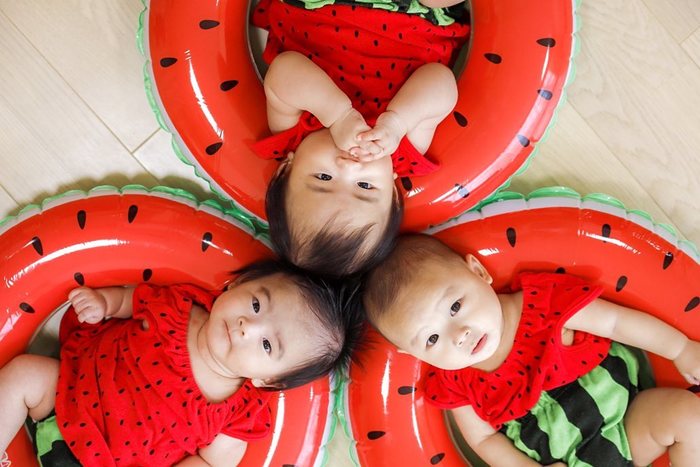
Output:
top-left (0, 260), bottom-right (360, 466)
top-left (364, 234), bottom-right (700, 466)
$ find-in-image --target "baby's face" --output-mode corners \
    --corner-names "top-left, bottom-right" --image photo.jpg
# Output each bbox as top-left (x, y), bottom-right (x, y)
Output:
top-left (286, 129), bottom-right (396, 240)
top-left (377, 255), bottom-right (503, 370)
top-left (204, 274), bottom-right (322, 386)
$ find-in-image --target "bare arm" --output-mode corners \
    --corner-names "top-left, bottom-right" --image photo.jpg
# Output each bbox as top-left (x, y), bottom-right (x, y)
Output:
top-left (68, 286), bottom-right (134, 323)
top-left (451, 405), bottom-right (544, 466)
top-left (419, 0), bottom-right (465, 7)
top-left (174, 434), bottom-right (247, 466)
top-left (565, 298), bottom-right (700, 384)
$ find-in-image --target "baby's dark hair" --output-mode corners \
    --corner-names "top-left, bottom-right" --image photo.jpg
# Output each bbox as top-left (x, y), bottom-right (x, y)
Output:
top-left (265, 165), bottom-right (403, 278)
top-left (234, 259), bottom-right (364, 390)
top-left (363, 234), bottom-right (461, 324)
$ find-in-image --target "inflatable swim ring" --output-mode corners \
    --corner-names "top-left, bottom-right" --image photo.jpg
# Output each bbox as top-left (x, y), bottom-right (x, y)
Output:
top-left (0, 186), bottom-right (335, 466)
top-left (139, 0), bottom-right (579, 231)
top-left (340, 187), bottom-right (700, 466)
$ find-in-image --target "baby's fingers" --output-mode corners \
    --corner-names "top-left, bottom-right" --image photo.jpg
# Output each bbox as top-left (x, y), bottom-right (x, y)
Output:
top-left (683, 372), bottom-right (700, 386)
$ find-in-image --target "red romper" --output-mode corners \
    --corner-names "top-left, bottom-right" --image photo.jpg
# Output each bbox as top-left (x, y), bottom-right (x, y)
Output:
top-left (55, 283), bottom-right (272, 467)
top-left (251, 0), bottom-right (470, 177)
top-left (424, 272), bottom-right (608, 428)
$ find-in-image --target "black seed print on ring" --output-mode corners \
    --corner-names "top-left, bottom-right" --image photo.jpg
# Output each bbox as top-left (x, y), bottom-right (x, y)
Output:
top-left (484, 53), bottom-right (502, 64)
top-left (31, 236), bottom-right (44, 255)
top-left (74, 272), bottom-right (85, 286)
top-left (20, 302), bottom-right (35, 313)
top-left (453, 111), bottom-right (468, 127)
top-left (537, 89), bottom-right (553, 100)
top-left (160, 57), bottom-right (178, 68)
top-left (143, 269), bottom-right (153, 282)
top-left (537, 38), bottom-right (556, 47)
top-left (602, 224), bottom-right (612, 238)
top-left (517, 135), bottom-right (530, 147)
top-left (685, 297), bottom-right (700, 312)
top-left (367, 431), bottom-right (385, 440)
top-left (77, 210), bottom-right (86, 229)
top-left (663, 252), bottom-right (674, 270)
top-left (199, 20), bottom-right (220, 30)
top-left (506, 227), bottom-right (516, 247)
top-left (128, 205), bottom-right (138, 223)
top-left (431, 453), bottom-right (446, 464)
top-left (555, 267), bottom-right (566, 274)
top-left (201, 232), bottom-right (213, 252)
top-left (206, 142), bottom-right (223, 155)
top-left (401, 177), bottom-right (413, 191)
top-left (397, 386), bottom-right (416, 395)
top-left (615, 276), bottom-right (627, 292)
top-left (220, 80), bottom-right (239, 91)
top-left (455, 184), bottom-right (469, 198)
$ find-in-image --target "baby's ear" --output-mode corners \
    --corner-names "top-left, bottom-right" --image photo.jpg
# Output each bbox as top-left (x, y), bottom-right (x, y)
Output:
top-left (251, 378), bottom-right (283, 390)
top-left (465, 254), bottom-right (493, 285)
top-left (395, 348), bottom-right (409, 354)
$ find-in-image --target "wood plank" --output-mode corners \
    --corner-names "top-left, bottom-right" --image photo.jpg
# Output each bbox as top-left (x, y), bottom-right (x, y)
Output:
top-left (641, 0), bottom-right (700, 42)
top-left (564, 0), bottom-right (700, 245)
top-left (0, 185), bottom-right (18, 220)
top-left (0, 12), bottom-right (158, 209)
top-left (682, 27), bottom-right (700, 67)
top-left (0, 0), bottom-right (158, 152)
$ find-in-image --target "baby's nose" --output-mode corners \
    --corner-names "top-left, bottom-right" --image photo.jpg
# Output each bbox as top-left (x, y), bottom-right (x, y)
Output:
top-left (455, 327), bottom-right (471, 347)
top-left (336, 153), bottom-right (361, 168)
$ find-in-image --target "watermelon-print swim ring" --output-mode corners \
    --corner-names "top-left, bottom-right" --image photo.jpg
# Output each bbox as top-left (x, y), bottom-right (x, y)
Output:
top-left (341, 188), bottom-right (700, 466)
top-left (0, 186), bottom-right (335, 466)
top-left (140, 0), bottom-right (579, 231)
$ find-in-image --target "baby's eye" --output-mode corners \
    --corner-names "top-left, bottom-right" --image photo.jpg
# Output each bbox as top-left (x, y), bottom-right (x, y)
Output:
top-left (262, 338), bottom-right (272, 354)
top-left (252, 297), bottom-right (260, 313)
top-left (450, 301), bottom-right (461, 316)
top-left (357, 181), bottom-right (374, 190)
top-left (427, 334), bottom-right (439, 347)
top-left (315, 173), bottom-right (332, 181)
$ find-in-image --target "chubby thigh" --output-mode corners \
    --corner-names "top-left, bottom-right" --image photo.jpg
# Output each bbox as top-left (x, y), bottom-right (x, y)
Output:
top-left (501, 342), bottom-right (639, 466)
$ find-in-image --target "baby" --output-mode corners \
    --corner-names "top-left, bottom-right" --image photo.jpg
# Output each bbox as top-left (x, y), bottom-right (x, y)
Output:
top-left (364, 234), bottom-right (700, 466)
top-left (251, 0), bottom-right (469, 277)
top-left (0, 260), bottom-right (359, 466)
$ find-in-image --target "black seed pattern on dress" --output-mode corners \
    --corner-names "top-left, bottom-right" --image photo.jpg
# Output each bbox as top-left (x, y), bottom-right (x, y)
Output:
top-left (199, 20), bottom-right (220, 29)
top-left (206, 142), bottom-right (223, 155)
top-left (537, 89), bottom-right (553, 100)
top-left (555, 267), bottom-right (566, 274)
top-left (506, 227), bottom-right (516, 247)
top-left (20, 302), bottom-right (35, 313)
top-left (484, 53), bottom-right (502, 64)
top-left (77, 210), bottom-right (86, 229)
top-left (537, 38), bottom-right (556, 47)
top-left (220, 80), bottom-right (239, 91)
top-left (602, 224), bottom-right (612, 238)
top-left (201, 232), bottom-right (213, 252)
top-left (615, 275), bottom-right (627, 292)
top-left (74, 272), bottom-right (85, 286)
top-left (431, 453), bottom-right (446, 464)
top-left (663, 252), bottom-right (674, 270)
top-left (367, 431), bottom-right (386, 440)
top-left (160, 57), bottom-right (178, 67)
top-left (128, 205), bottom-right (138, 223)
top-left (685, 297), bottom-right (700, 312)
top-left (398, 386), bottom-right (416, 395)
top-left (517, 134), bottom-right (530, 147)
top-left (453, 111), bottom-right (467, 127)
top-left (401, 177), bottom-right (413, 191)
top-left (143, 269), bottom-right (153, 282)
top-left (31, 236), bottom-right (44, 255)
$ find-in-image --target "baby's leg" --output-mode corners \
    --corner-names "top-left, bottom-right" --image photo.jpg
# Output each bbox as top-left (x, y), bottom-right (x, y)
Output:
top-left (624, 387), bottom-right (700, 466)
top-left (0, 354), bottom-right (59, 453)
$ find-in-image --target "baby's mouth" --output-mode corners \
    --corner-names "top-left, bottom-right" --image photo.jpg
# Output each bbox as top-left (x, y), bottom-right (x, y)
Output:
top-left (471, 334), bottom-right (488, 355)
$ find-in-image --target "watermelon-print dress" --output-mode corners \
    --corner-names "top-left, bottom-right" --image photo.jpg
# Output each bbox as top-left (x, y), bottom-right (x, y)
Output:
top-left (54, 283), bottom-right (272, 467)
top-left (424, 273), bottom-right (640, 466)
top-left (250, 0), bottom-right (470, 177)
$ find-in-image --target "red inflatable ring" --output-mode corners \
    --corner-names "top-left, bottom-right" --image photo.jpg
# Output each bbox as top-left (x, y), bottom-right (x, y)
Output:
top-left (341, 188), bottom-right (700, 466)
top-left (0, 186), bottom-right (335, 467)
top-left (140, 0), bottom-right (578, 230)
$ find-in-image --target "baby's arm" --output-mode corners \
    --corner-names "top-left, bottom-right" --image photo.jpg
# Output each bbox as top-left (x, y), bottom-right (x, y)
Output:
top-left (68, 286), bottom-right (135, 323)
top-left (357, 62), bottom-right (458, 159)
top-left (451, 406), bottom-right (558, 466)
top-left (565, 299), bottom-right (700, 384)
top-left (175, 433), bottom-right (247, 466)
top-left (263, 51), bottom-right (373, 155)
top-left (419, 0), bottom-right (465, 6)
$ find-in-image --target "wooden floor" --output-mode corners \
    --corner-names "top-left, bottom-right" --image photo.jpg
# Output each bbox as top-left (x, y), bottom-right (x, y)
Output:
top-left (1, 0), bottom-right (699, 465)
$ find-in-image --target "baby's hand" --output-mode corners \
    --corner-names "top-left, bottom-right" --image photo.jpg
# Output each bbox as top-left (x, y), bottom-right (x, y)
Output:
top-left (69, 287), bottom-right (108, 324)
top-left (355, 110), bottom-right (407, 162)
top-left (328, 107), bottom-right (380, 158)
top-left (673, 339), bottom-right (700, 385)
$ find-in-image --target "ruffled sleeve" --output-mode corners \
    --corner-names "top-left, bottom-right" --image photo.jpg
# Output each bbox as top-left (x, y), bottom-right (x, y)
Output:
top-left (221, 381), bottom-right (273, 441)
